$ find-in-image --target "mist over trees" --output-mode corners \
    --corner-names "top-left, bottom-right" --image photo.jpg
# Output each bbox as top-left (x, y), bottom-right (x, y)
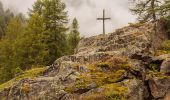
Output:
top-left (0, 0), bottom-right (80, 83)
top-left (0, 2), bottom-right (14, 39)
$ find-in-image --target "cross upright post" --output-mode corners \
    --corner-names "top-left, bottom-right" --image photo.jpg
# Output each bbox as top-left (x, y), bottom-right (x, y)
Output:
top-left (97, 9), bottom-right (111, 35)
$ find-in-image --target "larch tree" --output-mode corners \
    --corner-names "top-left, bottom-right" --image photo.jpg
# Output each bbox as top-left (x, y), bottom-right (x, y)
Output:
top-left (0, 1), bottom-right (4, 38)
top-left (5, 16), bottom-right (24, 40)
top-left (68, 18), bottom-right (80, 54)
top-left (130, 0), bottom-right (162, 22)
top-left (0, 16), bottom-right (24, 83)
top-left (158, 0), bottom-right (170, 17)
top-left (29, 0), bottom-right (68, 65)
top-left (130, 0), bottom-right (164, 52)
top-left (13, 13), bottom-right (48, 69)
top-left (0, 2), bottom-right (14, 39)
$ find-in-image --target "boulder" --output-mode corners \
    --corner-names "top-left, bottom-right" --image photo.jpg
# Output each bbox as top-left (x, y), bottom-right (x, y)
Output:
top-left (160, 58), bottom-right (170, 74)
top-left (153, 53), bottom-right (170, 61)
top-left (164, 89), bottom-right (170, 100)
top-left (149, 77), bottom-right (170, 99)
top-left (0, 21), bottom-right (168, 100)
top-left (123, 79), bottom-right (149, 100)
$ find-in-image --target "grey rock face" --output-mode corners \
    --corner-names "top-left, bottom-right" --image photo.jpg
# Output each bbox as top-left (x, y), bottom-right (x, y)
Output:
top-left (123, 79), bottom-right (149, 100)
top-left (0, 57), bottom-right (80, 100)
top-left (77, 22), bottom-right (167, 57)
top-left (160, 58), bottom-right (170, 74)
top-left (149, 77), bottom-right (170, 99)
top-left (164, 89), bottom-right (170, 100)
top-left (0, 21), bottom-right (168, 100)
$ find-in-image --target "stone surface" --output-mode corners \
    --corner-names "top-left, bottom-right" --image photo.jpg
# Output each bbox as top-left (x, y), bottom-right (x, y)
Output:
top-left (160, 58), bottom-right (170, 74)
top-left (149, 77), bottom-right (170, 99)
top-left (77, 22), bottom-right (167, 57)
top-left (123, 79), bottom-right (149, 100)
top-left (164, 89), bottom-right (170, 100)
top-left (0, 21), bottom-right (169, 100)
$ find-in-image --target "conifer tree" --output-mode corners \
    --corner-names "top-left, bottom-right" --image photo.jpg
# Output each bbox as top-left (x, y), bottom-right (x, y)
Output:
top-left (0, 16), bottom-right (24, 83)
top-left (29, 0), bottom-right (68, 65)
top-left (13, 13), bottom-right (48, 69)
top-left (0, 1), bottom-right (5, 39)
top-left (0, 39), bottom-right (15, 83)
top-left (68, 18), bottom-right (80, 54)
top-left (0, 1), bottom-right (14, 39)
top-left (130, 0), bottom-right (162, 22)
top-left (5, 16), bottom-right (24, 40)
top-left (158, 0), bottom-right (170, 17)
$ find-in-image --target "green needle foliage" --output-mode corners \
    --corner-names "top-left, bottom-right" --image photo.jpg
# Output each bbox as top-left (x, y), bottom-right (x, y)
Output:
top-left (0, 16), bottom-right (24, 83)
top-left (0, 0), bottom-right (81, 84)
top-left (0, 2), bottom-right (14, 39)
top-left (68, 18), bottom-right (81, 54)
top-left (29, 0), bottom-right (69, 65)
top-left (130, 0), bottom-right (162, 22)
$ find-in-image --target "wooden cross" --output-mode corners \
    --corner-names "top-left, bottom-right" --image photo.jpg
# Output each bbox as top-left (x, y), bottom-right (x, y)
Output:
top-left (97, 9), bottom-right (111, 35)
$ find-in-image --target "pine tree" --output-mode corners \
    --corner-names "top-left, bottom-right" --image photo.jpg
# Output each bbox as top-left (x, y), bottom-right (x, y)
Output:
top-left (13, 13), bottom-right (48, 69)
top-left (5, 16), bottom-right (24, 40)
top-left (29, 0), bottom-right (43, 16)
top-left (130, 0), bottom-right (162, 22)
top-left (0, 16), bottom-right (24, 83)
top-left (0, 0), bottom-right (70, 83)
top-left (0, 1), bottom-right (5, 38)
top-left (158, 0), bottom-right (170, 17)
top-left (68, 18), bottom-right (80, 54)
top-left (0, 1), bottom-right (14, 39)
top-left (29, 0), bottom-right (68, 65)
top-left (0, 39), bottom-right (15, 83)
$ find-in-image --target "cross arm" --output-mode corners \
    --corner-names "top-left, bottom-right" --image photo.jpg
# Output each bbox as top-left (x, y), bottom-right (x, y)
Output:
top-left (97, 18), bottom-right (111, 20)
top-left (104, 18), bottom-right (111, 20)
top-left (97, 18), bottom-right (103, 20)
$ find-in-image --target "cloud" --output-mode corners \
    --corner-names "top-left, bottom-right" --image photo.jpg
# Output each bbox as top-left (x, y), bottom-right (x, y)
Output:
top-left (0, 0), bottom-right (136, 36)
top-left (1, 0), bottom-right (35, 14)
top-left (65, 0), bottom-right (136, 36)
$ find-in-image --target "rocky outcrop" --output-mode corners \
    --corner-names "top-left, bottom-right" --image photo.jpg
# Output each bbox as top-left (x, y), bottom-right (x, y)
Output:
top-left (160, 58), bottom-right (170, 74)
top-left (77, 22), bottom-right (167, 56)
top-left (0, 22), bottom-right (169, 100)
top-left (149, 77), bottom-right (170, 99)
top-left (123, 79), bottom-right (149, 100)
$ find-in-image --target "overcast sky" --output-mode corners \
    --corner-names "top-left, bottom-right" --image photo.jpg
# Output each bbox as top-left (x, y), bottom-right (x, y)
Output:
top-left (0, 0), bottom-right (136, 37)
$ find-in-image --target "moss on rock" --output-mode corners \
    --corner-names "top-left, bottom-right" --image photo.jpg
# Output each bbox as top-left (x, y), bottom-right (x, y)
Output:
top-left (0, 67), bottom-right (46, 91)
top-left (65, 56), bottom-right (132, 96)
top-left (81, 83), bottom-right (127, 100)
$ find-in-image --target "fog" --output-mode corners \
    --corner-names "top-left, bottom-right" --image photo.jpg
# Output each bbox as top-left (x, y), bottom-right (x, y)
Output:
top-left (0, 0), bottom-right (136, 36)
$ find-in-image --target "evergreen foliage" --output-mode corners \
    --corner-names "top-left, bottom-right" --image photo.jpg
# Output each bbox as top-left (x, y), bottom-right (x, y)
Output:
top-left (0, 0), bottom-right (81, 84)
top-left (29, 0), bottom-right (69, 64)
top-left (0, 2), bottom-right (14, 39)
top-left (130, 0), bottom-right (162, 22)
top-left (68, 18), bottom-right (80, 54)
top-left (0, 16), bottom-right (24, 83)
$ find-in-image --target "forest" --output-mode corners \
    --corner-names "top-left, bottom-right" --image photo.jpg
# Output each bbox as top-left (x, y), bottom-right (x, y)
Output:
top-left (0, 0), bottom-right (80, 84)
top-left (2, 0), bottom-right (170, 100)
top-left (1, 0), bottom-right (170, 92)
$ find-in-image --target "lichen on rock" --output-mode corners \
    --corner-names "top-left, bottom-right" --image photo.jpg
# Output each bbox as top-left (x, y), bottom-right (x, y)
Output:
top-left (1, 21), bottom-right (170, 100)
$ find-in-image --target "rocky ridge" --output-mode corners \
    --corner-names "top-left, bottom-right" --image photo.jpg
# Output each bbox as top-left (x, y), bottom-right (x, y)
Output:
top-left (0, 22), bottom-right (170, 100)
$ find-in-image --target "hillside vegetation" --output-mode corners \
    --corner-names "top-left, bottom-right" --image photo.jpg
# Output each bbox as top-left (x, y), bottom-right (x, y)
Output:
top-left (1, 0), bottom-right (170, 100)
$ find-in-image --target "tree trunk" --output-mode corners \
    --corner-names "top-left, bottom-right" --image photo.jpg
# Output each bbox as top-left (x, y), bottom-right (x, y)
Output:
top-left (151, 0), bottom-right (156, 22)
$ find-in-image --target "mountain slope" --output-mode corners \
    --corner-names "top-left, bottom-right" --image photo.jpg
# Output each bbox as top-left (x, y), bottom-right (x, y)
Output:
top-left (0, 21), bottom-right (170, 100)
